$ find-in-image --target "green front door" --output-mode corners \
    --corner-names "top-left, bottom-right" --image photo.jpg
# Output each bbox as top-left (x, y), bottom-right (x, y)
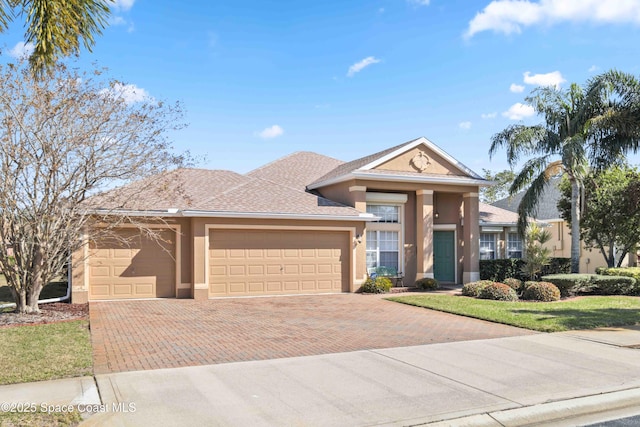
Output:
top-left (433, 231), bottom-right (455, 283)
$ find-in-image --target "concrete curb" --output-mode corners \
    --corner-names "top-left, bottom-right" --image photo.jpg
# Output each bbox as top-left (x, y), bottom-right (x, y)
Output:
top-left (422, 387), bottom-right (640, 426)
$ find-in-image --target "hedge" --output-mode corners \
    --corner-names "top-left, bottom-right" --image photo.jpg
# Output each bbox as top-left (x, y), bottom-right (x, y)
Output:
top-left (540, 274), bottom-right (593, 297)
top-left (480, 259), bottom-right (526, 282)
top-left (589, 275), bottom-right (638, 296)
top-left (596, 267), bottom-right (640, 283)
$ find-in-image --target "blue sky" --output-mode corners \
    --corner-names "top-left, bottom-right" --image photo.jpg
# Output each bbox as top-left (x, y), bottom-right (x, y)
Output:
top-left (4, 0), bottom-right (640, 174)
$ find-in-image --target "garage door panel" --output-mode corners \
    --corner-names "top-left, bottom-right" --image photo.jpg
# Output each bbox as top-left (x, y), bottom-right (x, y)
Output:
top-left (209, 230), bottom-right (349, 297)
top-left (89, 229), bottom-right (176, 300)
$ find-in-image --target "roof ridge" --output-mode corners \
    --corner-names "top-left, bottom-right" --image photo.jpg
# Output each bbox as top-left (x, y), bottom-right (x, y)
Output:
top-left (246, 151), bottom-right (343, 177)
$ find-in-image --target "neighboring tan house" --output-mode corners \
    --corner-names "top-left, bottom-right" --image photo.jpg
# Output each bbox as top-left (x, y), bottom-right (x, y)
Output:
top-left (478, 202), bottom-right (524, 260)
top-left (71, 137), bottom-right (490, 303)
top-left (491, 179), bottom-right (609, 273)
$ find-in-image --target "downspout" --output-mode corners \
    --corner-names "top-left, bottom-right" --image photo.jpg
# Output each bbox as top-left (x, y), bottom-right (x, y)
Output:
top-left (0, 257), bottom-right (72, 309)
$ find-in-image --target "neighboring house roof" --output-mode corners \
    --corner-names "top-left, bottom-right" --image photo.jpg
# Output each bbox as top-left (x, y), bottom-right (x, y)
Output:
top-left (307, 136), bottom-right (487, 189)
top-left (479, 202), bottom-right (520, 226)
top-left (492, 178), bottom-right (563, 220)
top-left (247, 151), bottom-right (344, 191)
top-left (87, 168), bottom-right (370, 220)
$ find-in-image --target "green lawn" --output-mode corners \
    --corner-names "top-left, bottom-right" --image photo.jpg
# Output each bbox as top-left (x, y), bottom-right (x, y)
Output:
top-left (387, 294), bottom-right (640, 332)
top-left (0, 409), bottom-right (82, 427)
top-left (0, 321), bottom-right (92, 385)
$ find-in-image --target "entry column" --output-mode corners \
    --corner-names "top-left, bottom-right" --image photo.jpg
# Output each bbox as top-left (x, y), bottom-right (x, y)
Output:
top-left (463, 192), bottom-right (480, 283)
top-left (416, 189), bottom-right (434, 280)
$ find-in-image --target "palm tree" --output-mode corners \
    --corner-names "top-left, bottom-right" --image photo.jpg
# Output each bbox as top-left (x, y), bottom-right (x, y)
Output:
top-left (489, 72), bottom-right (640, 274)
top-left (0, 0), bottom-right (110, 76)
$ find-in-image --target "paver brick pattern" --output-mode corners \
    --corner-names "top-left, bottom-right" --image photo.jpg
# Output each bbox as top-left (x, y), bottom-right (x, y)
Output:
top-left (90, 294), bottom-right (536, 374)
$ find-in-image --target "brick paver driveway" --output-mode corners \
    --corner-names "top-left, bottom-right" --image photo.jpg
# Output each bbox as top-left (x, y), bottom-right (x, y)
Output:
top-left (90, 294), bottom-right (535, 374)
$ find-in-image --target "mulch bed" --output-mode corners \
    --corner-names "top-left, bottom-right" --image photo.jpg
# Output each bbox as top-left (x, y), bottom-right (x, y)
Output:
top-left (0, 303), bottom-right (89, 328)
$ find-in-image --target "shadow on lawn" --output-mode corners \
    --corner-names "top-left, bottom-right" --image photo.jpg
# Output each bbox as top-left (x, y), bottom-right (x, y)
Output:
top-left (513, 307), bottom-right (640, 330)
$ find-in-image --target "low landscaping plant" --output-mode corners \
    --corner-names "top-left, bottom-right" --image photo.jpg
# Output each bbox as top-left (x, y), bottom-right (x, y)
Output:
top-left (522, 281), bottom-right (561, 302)
top-left (415, 277), bottom-right (439, 291)
top-left (361, 277), bottom-right (393, 294)
top-left (596, 267), bottom-right (640, 291)
top-left (541, 274), bottom-right (593, 297)
top-left (502, 277), bottom-right (522, 293)
top-left (478, 282), bottom-right (518, 302)
top-left (461, 280), bottom-right (493, 297)
top-left (589, 275), bottom-right (638, 296)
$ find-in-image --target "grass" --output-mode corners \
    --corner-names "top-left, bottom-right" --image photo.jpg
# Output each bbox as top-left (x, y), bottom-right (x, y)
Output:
top-left (0, 409), bottom-right (82, 427)
top-left (387, 294), bottom-right (640, 332)
top-left (0, 321), bottom-right (92, 385)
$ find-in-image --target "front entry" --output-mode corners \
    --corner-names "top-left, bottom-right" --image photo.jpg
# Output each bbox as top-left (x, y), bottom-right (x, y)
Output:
top-left (433, 230), bottom-right (455, 283)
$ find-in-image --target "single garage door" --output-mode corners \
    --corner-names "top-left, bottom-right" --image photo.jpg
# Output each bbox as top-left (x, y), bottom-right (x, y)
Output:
top-left (209, 229), bottom-right (349, 297)
top-left (89, 229), bottom-right (176, 300)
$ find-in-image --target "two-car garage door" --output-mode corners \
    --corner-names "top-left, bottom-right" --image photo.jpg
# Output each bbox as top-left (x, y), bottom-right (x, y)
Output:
top-left (209, 229), bottom-right (349, 297)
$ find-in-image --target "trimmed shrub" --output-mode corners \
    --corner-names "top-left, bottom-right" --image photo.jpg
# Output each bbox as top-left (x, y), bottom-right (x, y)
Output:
top-left (522, 281), bottom-right (561, 302)
top-left (480, 258), bottom-right (571, 282)
top-left (541, 258), bottom-right (572, 276)
top-left (480, 259), bottom-right (526, 282)
top-left (503, 277), bottom-right (523, 293)
top-left (523, 280), bottom-right (538, 290)
top-left (478, 282), bottom-right (519, 302)
top-left (596, 267), bottom-right (640, 287)
top-left (541, 274), bottom-right (593, 297)
top-left (361, 277), bottom-right (393, 294)
top-left (461, 280), bottom-right (493, 297)
top-left (415, 277), bottom-right (439, 291)
top-left (590, 275), bottom-right (638, 295)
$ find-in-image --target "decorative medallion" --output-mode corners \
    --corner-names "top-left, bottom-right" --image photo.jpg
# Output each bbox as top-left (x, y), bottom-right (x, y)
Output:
top-left (411, 151), bottom-right (430, 173)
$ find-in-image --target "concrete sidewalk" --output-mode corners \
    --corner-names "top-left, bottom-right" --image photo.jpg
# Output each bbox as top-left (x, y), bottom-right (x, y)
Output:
top-left (84, 327), bottom-right (640, 426)
top-left (1, 327), bottom-right (639, 426)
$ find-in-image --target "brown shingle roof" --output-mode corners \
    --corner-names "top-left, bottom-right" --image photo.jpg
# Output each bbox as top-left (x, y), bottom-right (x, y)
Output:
top-left (247, 151), bottom-right (344, 190)
top-left (309, 138), bottom-right (419, 187)
top-left (87, 168), bottom-right (362, 218)
top-left (479, 202), bottom-right (520, 225)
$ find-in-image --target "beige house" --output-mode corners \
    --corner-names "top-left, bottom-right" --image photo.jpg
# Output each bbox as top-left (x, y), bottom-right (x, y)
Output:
top-left (71, 137), bottom-right (490, 302)
top-left (491, 180), bottom-right (609, 273)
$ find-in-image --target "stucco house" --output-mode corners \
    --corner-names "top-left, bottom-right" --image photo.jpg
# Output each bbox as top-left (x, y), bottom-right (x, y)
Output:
top-left (71, 137), bottom-right (490, 303)
top-left (491, 179), bottom-right (609, 273)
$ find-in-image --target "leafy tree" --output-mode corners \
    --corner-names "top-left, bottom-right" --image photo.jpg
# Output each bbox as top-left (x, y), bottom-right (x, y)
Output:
top-left (489, 71), bottom-right (640, 273)
top-left (522, 223), bottom-right (551, 280)
top-left (480, 169), bottom-right (515, 203)
top-left (558, 166), bottom-right (640, 267)
top-left (0, 59), bottom-right (187, 313)
top-left (0, 0), bottom-right (110, 76)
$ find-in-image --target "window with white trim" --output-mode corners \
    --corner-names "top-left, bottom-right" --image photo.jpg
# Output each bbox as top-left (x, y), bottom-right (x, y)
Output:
top-left (479, 233), bottom-right (496, 260)
top-left (507, 233), bottom-right (523, 259)
top-left (366, 204), bottom-right (402, 271)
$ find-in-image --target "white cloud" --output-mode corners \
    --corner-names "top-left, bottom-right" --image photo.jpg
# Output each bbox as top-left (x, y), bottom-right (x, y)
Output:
top-left (459, 121), bottom-right (472, 130)
top-left (347, 56), bottom-right (381, 77)
top-left (523, 70), bottom-right (566, 88)
top-left (100, 83), bottom-right (151, 105)
top-left (465, 0), bottom-right (640, 38)
top-left (112, 0), bottom-right (135, 11)
top-left (256, 125), bottom-right (284, 139)
top-left (588, 65), bottom-right (599, 72)
top-left (378, 7), bottom-right (385, 13)
top-left (408, 0), bottom-right (430, 5)
top-left (481, 112), bottom-right (497, 119)
top-left (502, 102), bottom-right (535, 120)
top-left (510, 83), bottom-right (525, 93)
top-left (8, 41), bottom-right (34, 58)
